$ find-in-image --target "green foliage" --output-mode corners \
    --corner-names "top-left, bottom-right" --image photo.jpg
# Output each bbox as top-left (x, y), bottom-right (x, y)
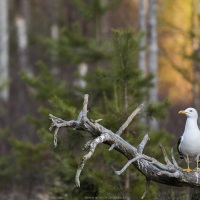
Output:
top-left (9, 137), bottom-right (51, 172)
top-left (109, 29), bottom-right (153, 103)
top-left (147, 100), bottom-right (170, 120)
top-left (71, 0), bottom-right (121, 20)
top-left (0, 133), bottom-right (53, 190)
top-left (42, 26), bottom-right (111, 64)
top-left (21, 61), bottom-right (67, 101)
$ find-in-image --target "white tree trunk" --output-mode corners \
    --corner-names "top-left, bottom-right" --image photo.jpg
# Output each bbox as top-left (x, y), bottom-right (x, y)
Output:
top-left (0, 0), bottom-right (9, 101)
top-left (148, 0), bottom-right (158, 130)
top-left (50, 0), bottom-right (59, 41)
top-left (51, 23), bottom-right (60, 76)
top-left (74, 63), bottom-right (88, 89)
top-left (138, 0), bottom-right (147, 75)
top-left (15, 15), bottom-right (30, 75)
top-left (50, 0), bottom-right (60, 76)
top-left (16, 16), bottom-right (27, 52)
top-left (51, 24), bottom-right (59, 41)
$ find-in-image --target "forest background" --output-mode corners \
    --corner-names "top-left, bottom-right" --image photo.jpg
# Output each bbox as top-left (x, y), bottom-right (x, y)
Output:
top-left (0, 0), bottom-right (199, 200)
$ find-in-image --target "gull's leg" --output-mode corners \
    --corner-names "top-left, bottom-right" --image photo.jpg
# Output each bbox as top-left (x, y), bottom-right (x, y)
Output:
top-left (193, 155), bottom-right (200, 172)
top-left (183, 155), bottom-right (192, 172)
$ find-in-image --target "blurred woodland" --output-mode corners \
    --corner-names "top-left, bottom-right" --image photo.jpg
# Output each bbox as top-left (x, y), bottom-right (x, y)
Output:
top-left (0, 0), bottom-right (200, 199)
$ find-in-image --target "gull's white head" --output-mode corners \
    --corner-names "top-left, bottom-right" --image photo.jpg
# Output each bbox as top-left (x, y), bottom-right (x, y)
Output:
top-left (179, 107), bottom-right (198, 119)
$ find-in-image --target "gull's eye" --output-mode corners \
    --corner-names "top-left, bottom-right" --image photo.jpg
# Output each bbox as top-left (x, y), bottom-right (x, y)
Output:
top-left (189, 110), bottom-right (193, 112)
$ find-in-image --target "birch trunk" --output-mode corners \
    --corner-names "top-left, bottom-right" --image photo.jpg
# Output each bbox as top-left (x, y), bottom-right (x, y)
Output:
top-left (49, 0), bottom-right (59, 46)
top-left (15, 15), bottom-right (28, 72)
top-left (0, 0), bottom-right (9, 101)
top-left (75, 63), bottom-right (88, 89)
top-left (14, 0), bottom-right (30, 74)
top-left (148, 0), bottom-right (159, 130)
top-left (138, 0), bottom-right (147, 75)
top-left (10, 1), bottom-right (31, 139)
top-left (50, 0), bottom-right (59, 76)
top-left (15, 14), bottom-right (31, 112)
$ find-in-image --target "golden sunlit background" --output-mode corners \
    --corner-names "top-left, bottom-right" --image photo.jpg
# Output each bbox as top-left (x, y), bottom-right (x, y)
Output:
top-left (0, 0), bottom-right (200, 199)
top-left (159, 0), bottom-right (193, 104)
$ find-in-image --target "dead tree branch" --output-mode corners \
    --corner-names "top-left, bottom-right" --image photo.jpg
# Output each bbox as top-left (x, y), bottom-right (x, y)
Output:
top-left (49, 94), bottom-right (200, 198)
top-left (109, 102), bottom-right (146, 151)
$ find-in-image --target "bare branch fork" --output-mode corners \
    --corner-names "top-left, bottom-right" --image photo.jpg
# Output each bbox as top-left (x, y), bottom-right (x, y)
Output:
top-left (49, 94), bottom-right (200, 198)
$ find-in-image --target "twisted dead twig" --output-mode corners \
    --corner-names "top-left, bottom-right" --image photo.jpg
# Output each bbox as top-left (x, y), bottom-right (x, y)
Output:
top-left (109, 102), bottom-right (146, 151)
top-left (49, 94), bottom-right (200, 198)
top-left (141, 178), bottom-right (151, 199)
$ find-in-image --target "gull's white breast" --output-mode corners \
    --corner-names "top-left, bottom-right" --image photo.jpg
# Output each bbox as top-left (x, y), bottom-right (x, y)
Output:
top-left (180, 130), bottom-right (200, 161)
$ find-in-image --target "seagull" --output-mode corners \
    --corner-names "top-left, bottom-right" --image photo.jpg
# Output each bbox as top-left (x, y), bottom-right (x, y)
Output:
top-left (177, 107), bottom-right (200, 172)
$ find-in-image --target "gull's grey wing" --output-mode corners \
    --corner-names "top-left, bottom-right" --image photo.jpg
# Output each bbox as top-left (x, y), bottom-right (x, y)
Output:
top-left (177, 136), bottom-right (184, 159)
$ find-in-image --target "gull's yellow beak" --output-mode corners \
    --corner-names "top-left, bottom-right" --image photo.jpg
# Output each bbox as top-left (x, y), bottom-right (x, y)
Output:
top-left (179, 110), bottom-right (186, 114)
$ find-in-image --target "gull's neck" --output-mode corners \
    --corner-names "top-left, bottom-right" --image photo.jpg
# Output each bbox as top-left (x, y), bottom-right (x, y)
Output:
top-left (184, 118), bottom-right (199, 133)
